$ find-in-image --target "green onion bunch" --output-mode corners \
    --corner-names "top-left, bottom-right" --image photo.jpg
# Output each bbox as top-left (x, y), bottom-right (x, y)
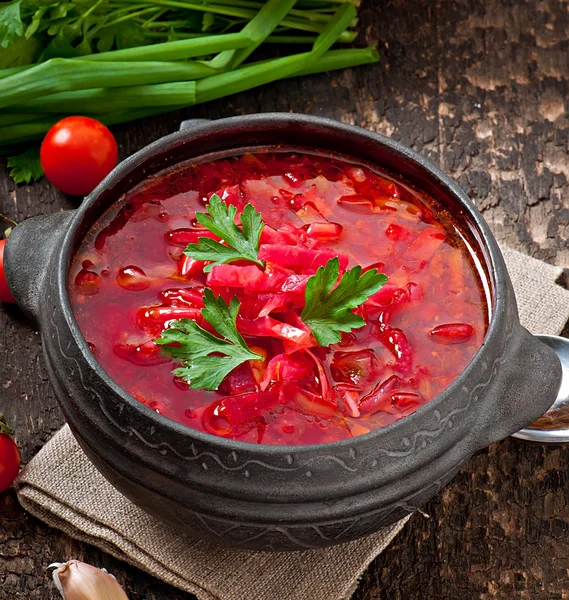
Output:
top-left (0, 0), bottom-right (378, 149)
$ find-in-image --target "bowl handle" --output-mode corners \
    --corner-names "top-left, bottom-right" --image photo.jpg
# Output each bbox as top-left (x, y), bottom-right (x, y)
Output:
top-left (473, 325), bottom-right (562, 447)
top-left (4, 211), bottom-right (75, 321)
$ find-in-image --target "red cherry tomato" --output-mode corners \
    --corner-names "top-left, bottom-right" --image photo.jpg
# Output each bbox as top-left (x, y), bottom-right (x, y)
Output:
top-left (0, 419), bottom-right (20, 493)
top-left (0, 239), bottom-right (14, 303)
top-left (40, 116), bottom-right (118, 196)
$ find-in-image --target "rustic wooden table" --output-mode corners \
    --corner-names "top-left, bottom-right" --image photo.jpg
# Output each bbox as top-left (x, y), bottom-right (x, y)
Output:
top-left (2, 0), bottom-right (569, 598)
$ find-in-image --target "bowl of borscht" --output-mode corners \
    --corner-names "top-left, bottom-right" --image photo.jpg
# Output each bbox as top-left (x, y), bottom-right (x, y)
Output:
top-left (4, 114), bottom-right (561, 551)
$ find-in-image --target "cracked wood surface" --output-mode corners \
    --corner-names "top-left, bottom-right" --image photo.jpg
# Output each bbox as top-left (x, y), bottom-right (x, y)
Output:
top-left (2, 0), bottom-right (569, 598)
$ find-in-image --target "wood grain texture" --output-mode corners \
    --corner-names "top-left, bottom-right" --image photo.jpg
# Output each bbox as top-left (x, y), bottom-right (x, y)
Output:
top-left (2, 0), bottom-right (569, 598)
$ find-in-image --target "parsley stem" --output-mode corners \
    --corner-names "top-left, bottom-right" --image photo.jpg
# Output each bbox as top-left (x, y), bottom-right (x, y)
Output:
top-left (112, 0), bottom-right (258, 21)
top-left (75, 0), bottom-right (107, 26)
top-left (203, 0), bottom-right (331, 21)
top-left (140, 8), bottom-right (169, 26)
top-left (121, 30), bottom-right (207, 39)
top-left (86, 8), bottom-right (169, 40)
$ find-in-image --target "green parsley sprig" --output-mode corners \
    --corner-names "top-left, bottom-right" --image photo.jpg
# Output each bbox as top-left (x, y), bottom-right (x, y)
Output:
top-left (156, 288), bottom-right (263, 391)
top-left (184, 194), bottom-right (265, 272)
top-left (7, 146), bottom-right (43, 184)
top-left (158, 201), bottom-right (388, 390)
top-left (301, 257), bottom-right (388, 346)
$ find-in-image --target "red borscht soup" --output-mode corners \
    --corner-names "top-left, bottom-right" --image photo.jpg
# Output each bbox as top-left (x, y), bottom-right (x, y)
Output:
top-left (69, 151), bottom-right (489, 445)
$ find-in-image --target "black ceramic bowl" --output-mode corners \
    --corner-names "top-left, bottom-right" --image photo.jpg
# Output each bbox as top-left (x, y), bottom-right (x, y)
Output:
top-left (4, 114), bottom-right (562, 551)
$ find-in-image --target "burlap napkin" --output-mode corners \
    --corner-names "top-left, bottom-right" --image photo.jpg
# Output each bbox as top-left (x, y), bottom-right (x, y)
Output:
top-left (16, 246), bottom-right (569, 600)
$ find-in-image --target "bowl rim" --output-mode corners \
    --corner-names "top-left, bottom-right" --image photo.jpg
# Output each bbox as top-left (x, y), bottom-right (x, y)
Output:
top-left (56, 112), bottom-right (507, 455)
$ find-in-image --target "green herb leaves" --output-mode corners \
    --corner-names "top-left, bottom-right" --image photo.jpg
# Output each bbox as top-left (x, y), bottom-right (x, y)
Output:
top-left (184, 194), bottom-right (265, 272)
top-left (156, 288), bottom-right (263, 391)
top-left (0, 1), bottom-right (24, 50)
top-left (157, 257), bottom-right (387, 392)
top-left (301, 257), bottom-right (388, 346)
top-left (7, 147), bottom-right (43, 184)
top-left (158, 197), bottom-right (387, 391)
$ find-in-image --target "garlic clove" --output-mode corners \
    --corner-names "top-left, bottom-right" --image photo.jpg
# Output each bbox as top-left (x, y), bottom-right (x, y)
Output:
top-left (49, 560), bottom-right (129, 600)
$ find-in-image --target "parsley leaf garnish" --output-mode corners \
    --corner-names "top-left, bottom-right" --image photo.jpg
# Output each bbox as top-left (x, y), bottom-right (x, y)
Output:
top-left (184, 194), bottom-right (265, 272)
top-left (301, 257), bottom-right (388, 346)
top-left (156, 288), bottom-right (263, 391)
top-left (7, 147), bottom-right (44, 184)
